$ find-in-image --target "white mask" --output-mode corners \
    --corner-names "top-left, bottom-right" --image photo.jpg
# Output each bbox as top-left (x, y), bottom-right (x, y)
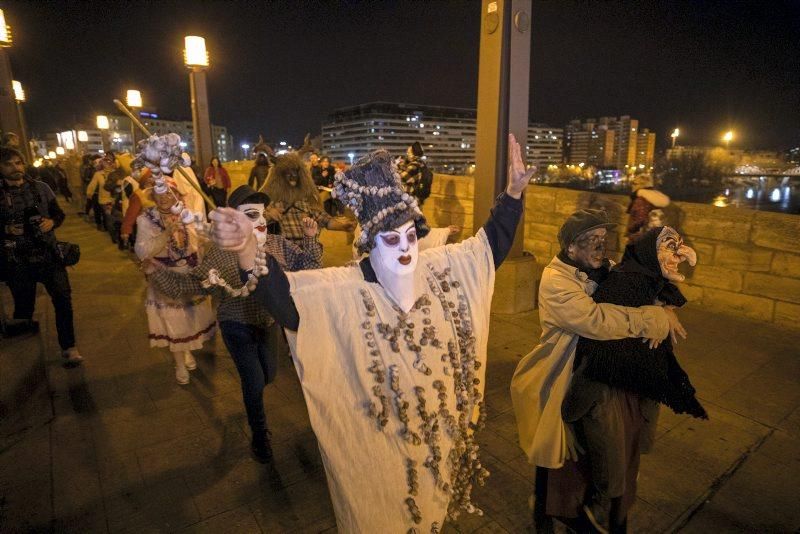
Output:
top-left (237, 203), bottom-right (268, 246)
top-left (369, 220), bottom-right (419, 312)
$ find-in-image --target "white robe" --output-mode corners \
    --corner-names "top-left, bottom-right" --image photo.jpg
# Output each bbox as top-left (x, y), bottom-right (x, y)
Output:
top-left (285, 229), bottom-right (495, 533)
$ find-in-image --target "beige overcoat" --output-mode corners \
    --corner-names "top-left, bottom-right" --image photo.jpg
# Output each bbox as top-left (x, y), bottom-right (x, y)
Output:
top-left (510, 256), bottom-right (670, 469)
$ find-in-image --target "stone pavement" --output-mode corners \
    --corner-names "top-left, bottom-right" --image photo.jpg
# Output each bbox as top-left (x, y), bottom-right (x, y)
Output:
top-left (1, 209), bottom-right (799, 533)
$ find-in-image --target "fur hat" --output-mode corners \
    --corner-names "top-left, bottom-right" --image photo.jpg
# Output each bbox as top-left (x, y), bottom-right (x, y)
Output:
top-left (333, 150), bottom-right (429, 254)
top-left (410, 141), bottom-right (424, 158)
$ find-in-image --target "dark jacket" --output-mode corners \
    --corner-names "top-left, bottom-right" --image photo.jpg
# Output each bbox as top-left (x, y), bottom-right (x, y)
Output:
top-left (0, 177), bottom-right (65, 268)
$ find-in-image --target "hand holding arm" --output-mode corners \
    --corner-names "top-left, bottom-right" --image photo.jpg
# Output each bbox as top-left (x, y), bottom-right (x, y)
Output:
top-left (208, 207), bottom-right (258, 269)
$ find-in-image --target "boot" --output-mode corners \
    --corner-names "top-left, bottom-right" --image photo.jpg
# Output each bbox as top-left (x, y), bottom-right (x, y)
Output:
top-left (173, 352), bottom-right (190, 385)
top-left (530, 494), bottom-right (555, 534)
top-left (183, 351), bottom-right (197, 371)
top-left (251, 429), bottom-right (273, 464)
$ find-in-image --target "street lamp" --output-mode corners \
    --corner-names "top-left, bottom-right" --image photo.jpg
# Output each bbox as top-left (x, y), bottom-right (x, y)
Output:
top-left (723, 130), bottom-right (734, 149)
top-left (96, 115), bottom-right (110, 152)
top-left (126, 89), bottom-right (142, 151)
top-left (184, 35), bottom-right (213, 171)
top-left (348, 152), bottom-right (355, 166)
top-left (55, 146), bottom-right (65, 156)
top-left (11, 79), bottom-right (33, 162)
top-left (241, 143), bottom-right (250, 159)
top-left (670, 128), bottom-right (680, 149)
top-left (0, 9), bottom-right (11, 47)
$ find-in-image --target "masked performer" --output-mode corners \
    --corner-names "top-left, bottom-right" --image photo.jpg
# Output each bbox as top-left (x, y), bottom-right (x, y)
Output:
top-left (208, 136), bottom-right (533, 532)
top-left (133, 134), bottom-right (216, 385)
top-left (144, 185), bottom-right (322, 462)
top-left (626, 174), bottom-right (670, 243)
top-left (262, 151), bottom-right (355, 241)
top-left (562, 226), bottom-right (705, 532)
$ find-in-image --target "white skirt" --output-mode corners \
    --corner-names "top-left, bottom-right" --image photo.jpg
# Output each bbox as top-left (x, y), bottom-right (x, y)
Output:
top-left (144, 284), bottom-right (216, 352)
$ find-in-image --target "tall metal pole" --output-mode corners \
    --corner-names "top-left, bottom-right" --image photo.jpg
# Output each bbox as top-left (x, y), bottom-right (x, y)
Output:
top-left (474, 0), bottom-right (531, 258)
top-left (189, 68), bottom-right (213, 172)
top-left (0, 49), bottom-right (24, 151)
top-left (14, 99), bottom-right (32, 162)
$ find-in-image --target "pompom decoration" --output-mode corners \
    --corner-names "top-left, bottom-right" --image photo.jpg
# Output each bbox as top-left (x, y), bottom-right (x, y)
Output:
top-left (332, 150), bottom-right (429, 254)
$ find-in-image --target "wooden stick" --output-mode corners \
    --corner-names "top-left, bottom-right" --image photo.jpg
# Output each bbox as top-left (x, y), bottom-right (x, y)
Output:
top-left (112, 99), bottom-right (216, 209)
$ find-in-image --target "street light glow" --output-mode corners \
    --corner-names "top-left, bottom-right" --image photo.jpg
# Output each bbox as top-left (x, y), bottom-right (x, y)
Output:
top-left (77, 131), bottom-right (89, 142)
top-left (0, 9), bottom-right (12, 47)
top-left (723, 131), bottom-right (734, 142)
top-left (671, 128), bottom-right (680, 138)
top-left (96, 115), bottom-right (110, 130)
top-left (55, 147), bottom-right (65, 155)
top-left (12, 80), bottom-right (24, 102)
top-left (241, 144), bottom-right (250, 149)
top-left (184, 36), bottom-right (209, 68)
top-left (48, 151), bottom-right (56, 159)
top-left (126, 89), bottom-right (142, 108)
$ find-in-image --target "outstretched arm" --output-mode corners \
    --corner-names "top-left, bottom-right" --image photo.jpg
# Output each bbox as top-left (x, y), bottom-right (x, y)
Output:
top-left (481, 133), bottom-right (536, 268)
top-left (209, 208), bottom-right (301, 330)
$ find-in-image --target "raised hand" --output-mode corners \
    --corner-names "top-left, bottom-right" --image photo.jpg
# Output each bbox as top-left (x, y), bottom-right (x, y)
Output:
top-left (506, 133), bottom-right (536, 199)
top-left (208, 208), bottom-right (253, 252)
top-left (301, 217), bottom-right (319, 237)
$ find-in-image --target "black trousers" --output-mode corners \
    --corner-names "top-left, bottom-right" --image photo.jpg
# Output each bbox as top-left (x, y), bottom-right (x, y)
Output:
top-left (6, 262), bottom-right (76, 350)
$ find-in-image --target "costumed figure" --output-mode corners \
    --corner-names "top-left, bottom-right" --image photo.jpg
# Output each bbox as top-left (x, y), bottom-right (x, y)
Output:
top-left (208, 135), bottom-right (534, 532)
top-left (509, 209), bottom-right (684, 534)
top-left (261, 151), bottom-right (355, 241)
top-left (144, 184), bottom-right (322, 462)
top-left (400, 142), bottom-right (434, 207)
top-left (351, 224), bottom-right (461, 261)
top-left (560, 225), bottom-right (705, 532)
top-left (248, 150), bottom-right (272, 191)
top-left (626, 174), bottom-right (670, 242)
top-left (133, 133), bottom-right (216, 385)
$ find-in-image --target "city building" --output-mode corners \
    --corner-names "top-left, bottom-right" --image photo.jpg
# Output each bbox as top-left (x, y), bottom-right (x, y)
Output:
top-left (321, 102), bottom-right (562, 173)
top-left (48, 111), bottom-right (233, 161)
top-left (565, 115), bottom-right (656, 170)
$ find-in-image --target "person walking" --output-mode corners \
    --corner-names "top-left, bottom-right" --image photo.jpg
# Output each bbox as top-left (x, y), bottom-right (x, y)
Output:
top-left (0, 147), bottom-right (83, 365)
top-left (203, 156), bottom-right (231, 208)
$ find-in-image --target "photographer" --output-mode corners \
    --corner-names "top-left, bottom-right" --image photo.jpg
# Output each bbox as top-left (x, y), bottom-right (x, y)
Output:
top-left (0, 147), bottom-right (83, 365)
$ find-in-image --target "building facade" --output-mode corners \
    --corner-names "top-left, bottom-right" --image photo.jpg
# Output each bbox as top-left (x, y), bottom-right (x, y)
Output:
top-left (50, 112), bottom-right (233, 162)
top-left (321, 102), bottom-right (562, 173)
top-left (565, 115), bottom-right (655, 170)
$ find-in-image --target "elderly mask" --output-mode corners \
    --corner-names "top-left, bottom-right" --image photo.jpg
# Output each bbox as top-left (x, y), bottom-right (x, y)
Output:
top-left (656, 227), bottom-right (697, 282)
top-left (237, 203), bottom-right (268, 246)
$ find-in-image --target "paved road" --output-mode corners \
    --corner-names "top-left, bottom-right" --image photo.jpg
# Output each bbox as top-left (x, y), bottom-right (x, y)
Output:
top-left (1, 208), bottom-right (798, 532)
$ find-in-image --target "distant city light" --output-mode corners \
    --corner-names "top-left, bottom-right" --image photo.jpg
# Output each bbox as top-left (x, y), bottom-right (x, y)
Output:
top-left (723, 131), bottom-right (734, 142)
top-left (770, 189), bottom-right (780, 202)
top-left (77, 130), bottom-right (89, 142)
top-left (96, 115), bottom-right (109, 130)
top-left (671, 128), bottom-right (680, 138)
top-left (279, 141), bottom-right (287, 146)
top-left (180, 142), bottom-right (188, 148)
top-left (184, 36), bottom-right (209, 68)
top-left (55, 147), bottom-right (65, 155)
top-left (746, 188), bottom-right (754, 199)
top-left (241, 144), bottom-right (250, 149)
top-left (48, 151), bottom-right (56, 159)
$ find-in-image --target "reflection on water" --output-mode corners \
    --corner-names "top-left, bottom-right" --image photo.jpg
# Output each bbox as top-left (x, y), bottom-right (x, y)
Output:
top-left (716, 176), bottom-right (798, 213)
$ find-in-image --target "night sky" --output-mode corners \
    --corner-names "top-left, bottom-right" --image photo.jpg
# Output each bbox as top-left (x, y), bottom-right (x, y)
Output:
top-left (4, 0), bottom-right (799, 150)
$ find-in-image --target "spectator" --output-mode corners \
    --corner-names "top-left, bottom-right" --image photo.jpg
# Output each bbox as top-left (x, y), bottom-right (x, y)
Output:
top-left (86, 154), bottom-right (115, 233)
top-left (248, 151), bottom-right (271, 191)
top-left (0, 147), bottom-right (83, 365)
top-left (80, 154), bottom-right (100, 220)
top-left (626, 174), bottom-right (670, 243)
top-left (53, 160), bottom-right (73, 203)
top-left (1, 132), bottom-right (21, 151)
top-left (400, 141), bottom-right (433, 207)
top-left (203, 156), bottom-right (230, 208)
top-left (37, 160), bottom-right (59, 192)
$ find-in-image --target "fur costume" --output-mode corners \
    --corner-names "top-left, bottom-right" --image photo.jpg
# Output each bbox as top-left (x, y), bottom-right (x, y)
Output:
top-left (574, 227), bottom-right (707, 418)
top-left (263, 152), bottom-right (321, 208)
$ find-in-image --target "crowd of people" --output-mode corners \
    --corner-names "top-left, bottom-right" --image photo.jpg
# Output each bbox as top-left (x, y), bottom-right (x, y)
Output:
top-left (0, 128), bottom-right (704, 533)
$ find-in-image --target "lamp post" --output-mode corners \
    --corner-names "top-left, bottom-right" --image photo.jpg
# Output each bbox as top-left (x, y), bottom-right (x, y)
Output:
top-left (723, 130), bottom-right (734, 150)
top-left (126, 89), bottom-right (142, 152)
top-left (12, 79), bottom-right (33, 162)
top-left (670, 128), bottom-right (680, 149)
top-left (96, 115), bottom-right (110, 152)
top-left (241, 143), bottom-right (250, 160)
top-left (184, 36), bottom-right (213, 171)
top-left (0, 9), bottom-right (26, 157)
top-left (347, 152), bottom-right (355, 166)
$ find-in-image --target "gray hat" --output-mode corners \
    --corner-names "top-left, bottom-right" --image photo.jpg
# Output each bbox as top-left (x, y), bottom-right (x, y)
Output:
top-left (557, 209), bottom-right (615, 251)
